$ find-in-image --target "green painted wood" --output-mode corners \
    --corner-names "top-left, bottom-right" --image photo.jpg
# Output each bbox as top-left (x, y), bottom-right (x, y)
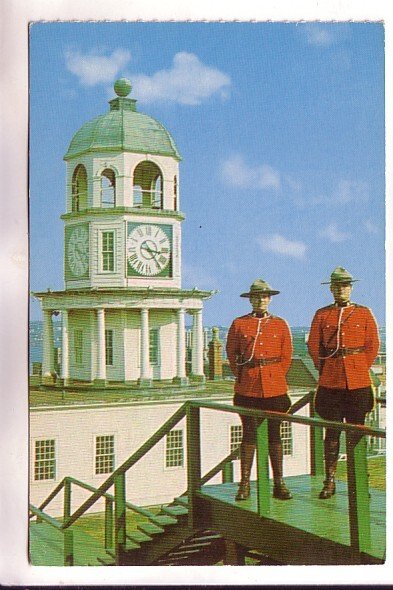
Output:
top-left (346, 432), bottom-right (372, 557)
top-left (310, 398), bottom-right (324, 477)
top-left (256, 419), bottom-right (270, 517)
top-left (114, 473), bottom-right (126, 564)
top-left (29, 504), bottom-right (62, 530)
top-left (187, 405), bottom-right (201, 529)
top-left (137, 522), bottom-right (164, 535)
top-left (104, 497), bottom-right (113, 550)
top-left (63, 478), bottom-right (71, 522)
top-left (64, 529), bottom-right (74, 566)
top-left (126, 530), bottom-right (153, 544)
top-left (197, 474), bottom-right (385, 563)
top-left (161, 505), bottom-right (188, 517)
top-left (174, 496), bottom-right (189, 507)
top-left (36, 478), bottom-right (66, 514)
top-left (153, 514), bottom-right (178, 526)
top-left (222, 461), bottom-right (234, 483)
top-left (29, 522), bottom-right (113, 566)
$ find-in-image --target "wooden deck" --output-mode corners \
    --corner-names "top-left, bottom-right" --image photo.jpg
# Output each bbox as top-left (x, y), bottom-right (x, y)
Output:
top-left (196, 474), bottom-right (385, 565)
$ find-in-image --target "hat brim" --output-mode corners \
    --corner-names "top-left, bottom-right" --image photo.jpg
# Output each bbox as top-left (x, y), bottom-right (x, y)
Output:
top-left (241, 290), bottom-right (280, 297)
top-left (321, 279), bottom-right (360, 285)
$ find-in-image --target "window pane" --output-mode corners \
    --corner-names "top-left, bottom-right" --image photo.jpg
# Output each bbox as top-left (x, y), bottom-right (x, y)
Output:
top-left (105, 329), bottom-right (113, 366)
top-left (166, 429), bottom-right (183, 468)
top-left (280, 421), bottom-right (293, 456)
top-left (230, 425), bottom-right (242, 456)
top-left (95, 435), bottom-right (115, 474)
top-left (102, 231), bottom-right (114, 271)
top-left (34, 439), bottom-right (56, 480)
top-left (149, 328), bottom-right (159, 365)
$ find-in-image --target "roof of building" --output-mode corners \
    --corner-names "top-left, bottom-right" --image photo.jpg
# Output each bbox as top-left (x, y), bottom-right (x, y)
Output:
top-left (64, 79), bottom-right (181, 161)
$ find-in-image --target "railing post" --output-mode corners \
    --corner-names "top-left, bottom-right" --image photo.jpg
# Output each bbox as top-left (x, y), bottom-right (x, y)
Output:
top-left (63, 478), bottom-right (71, 523)
top-left (64, 529), bottom-right (74, 566)
top-left (346, 431), bottom-right (371, 559)
top-left (187, 404), bottom-right (201, 529)
top-left (256, 418), bottom-right (270, 517)
top-left (222, 461), bottom-right (234, 483)
top-left (105, 497), bottom-right (114, 551)
top-left (310, 394), bottom-right (324, 477)
top-left (114, 473), bottom-right (126, 565)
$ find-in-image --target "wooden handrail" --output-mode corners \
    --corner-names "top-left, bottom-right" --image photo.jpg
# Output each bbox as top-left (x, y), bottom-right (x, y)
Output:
top-left (29, 504), bottom-right (63, 530)
top-left (35, 477), bottom-right (67, 515)
top-left (67, 477), bottom-right (170, 525)
top-left (63, 403), bottom-right (187, 529)
top-left (288, 390), bottom-right (314, 415)
top-left (190, 401), bottom-right (385, 438)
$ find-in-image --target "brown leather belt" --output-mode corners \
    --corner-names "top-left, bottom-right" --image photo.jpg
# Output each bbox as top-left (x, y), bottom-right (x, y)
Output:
top-left (247, 357), bottom-right (282, 367)
top-left (326, 347), bottom-right (365, 357)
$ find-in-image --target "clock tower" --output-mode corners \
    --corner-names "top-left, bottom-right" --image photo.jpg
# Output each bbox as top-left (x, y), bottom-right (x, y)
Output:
top-left (35, 79), bottom-right (214, 388)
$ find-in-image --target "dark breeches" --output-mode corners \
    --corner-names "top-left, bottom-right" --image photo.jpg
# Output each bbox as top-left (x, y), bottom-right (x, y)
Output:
top-left (315, 386), bottom-right (374, 444)
top-left (234, 393), bottom-right (291, 444)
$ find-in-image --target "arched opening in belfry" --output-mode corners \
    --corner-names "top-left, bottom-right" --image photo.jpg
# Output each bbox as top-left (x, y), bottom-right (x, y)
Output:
top-left (133, 161), bottom-right (163, 209)
top-left (71, 164), bottom-right (88, 212)
top-left (101, 169), bottom-right (116, 208)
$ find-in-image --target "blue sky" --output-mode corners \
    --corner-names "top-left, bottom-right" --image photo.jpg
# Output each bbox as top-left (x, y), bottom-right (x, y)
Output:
top-left (29, 22), bottom-right (385, 326)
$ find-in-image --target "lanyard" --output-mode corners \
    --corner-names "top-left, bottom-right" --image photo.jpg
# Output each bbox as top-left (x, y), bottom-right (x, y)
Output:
top-left (236, 314), bottom-right (271, 366)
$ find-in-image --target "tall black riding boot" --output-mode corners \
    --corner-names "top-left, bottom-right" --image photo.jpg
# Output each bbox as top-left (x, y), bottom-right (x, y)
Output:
top-left (269, 441), bottom-right (292, 500)
top-left (235, 442), bottom-right (255, 501)
top-left (319, 438), bottom-right (340, 499)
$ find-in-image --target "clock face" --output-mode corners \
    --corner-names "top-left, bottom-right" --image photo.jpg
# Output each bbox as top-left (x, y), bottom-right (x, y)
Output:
top-left (127, 223), bottom-right (171, 277)
top-left (67, 225), bottom-right (89, 278)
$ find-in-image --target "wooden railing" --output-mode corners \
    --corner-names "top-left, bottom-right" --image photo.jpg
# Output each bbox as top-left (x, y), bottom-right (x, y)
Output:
top-left (29, 392), bottom-right (385, 565)
top-left (186, 399), bottom-right (385, 558)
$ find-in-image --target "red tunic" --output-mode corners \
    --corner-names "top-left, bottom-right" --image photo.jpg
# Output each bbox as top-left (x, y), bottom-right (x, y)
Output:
top-left (226, 313), bottom-right (293, 398)
top-left (307, 303), bottom-right (379, 390)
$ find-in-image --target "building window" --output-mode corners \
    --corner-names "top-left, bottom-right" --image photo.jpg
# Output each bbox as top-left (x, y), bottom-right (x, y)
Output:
top-left (72, 164), bottom-right (87, 212)
top-left (105, 329), bottom-right (114, 366)
top-left (166, 429), bottom-right (184, 468)
top-left (101, 169), bottom-right (116, 208)
top-left (280, 421), bottom-right (293, 456)
top-left (95, 435), bottom-right (115, 475)
top-left (133, 161), bottom-right (163, 209)
top-left (230, 425), bottom-right (243, 457)
top-left (149, 328), bottom-right (159, 365)
top-left (34, 439), bottom-right (56, 481)
top-left (74, 329), bottom-right (83, 365)
top-left (101, 231), bottom-right (115, 272)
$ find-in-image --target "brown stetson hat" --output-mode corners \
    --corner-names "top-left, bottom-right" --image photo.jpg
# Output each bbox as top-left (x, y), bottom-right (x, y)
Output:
top-left (240, 279), bottom-right (280, 298)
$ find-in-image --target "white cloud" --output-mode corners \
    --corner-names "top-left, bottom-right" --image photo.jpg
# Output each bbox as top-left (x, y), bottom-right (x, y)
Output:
top-left (294, 179), bottom-right (369, 208)
top-left (320, 223), bottom-right (350, 243)
top-left (302, 24), bottom-right (336, 47)
top-left (364, 219), bottom-right (379, 234)
top-left (65, 49), bottom-right (131, 86)
top-left (221, 154), bottom-right (281, 191)
top-left (130, 52), bottom-right (231, 105)
top-left (257, 234), bottom-right (307, 259)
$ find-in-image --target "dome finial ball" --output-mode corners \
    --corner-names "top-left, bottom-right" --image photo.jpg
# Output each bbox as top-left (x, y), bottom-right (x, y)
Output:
top-left (114, 78), bottom-right (132, 97)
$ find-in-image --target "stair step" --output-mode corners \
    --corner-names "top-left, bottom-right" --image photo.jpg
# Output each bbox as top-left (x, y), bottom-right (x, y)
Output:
top-left (192, 533), bottom-right (222, 542)
top-left (125, 539), bottom-right (141, 550)
top-left (174, 496), bottom-right (189, 507)
top-left (153, 514), bottom-right (178, 526)
top-left (97, 555), bottom-right (115, 566)
top-left (161, 505), bottom-right (188, 517)
top-left (126, 530), bottom-right (153, 544)
top-left (138, 522), bottom-right (165, 536)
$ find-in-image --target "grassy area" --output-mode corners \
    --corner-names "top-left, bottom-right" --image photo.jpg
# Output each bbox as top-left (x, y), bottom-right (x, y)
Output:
top-left (336, 455), bottom-right (385, 490)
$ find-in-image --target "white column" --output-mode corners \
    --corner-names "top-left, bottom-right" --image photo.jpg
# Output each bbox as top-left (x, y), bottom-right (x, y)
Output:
top-left (174, 308), bottom-right (188, 385)
top-left (96, 308), bottom-right (107, 383)
top-left (139, 308), bottom-right (152, 386)
top-left (191, 309), bottom-right (205, 381)
top-left (42, 310), bottom-right (54, 381)
top-left (61, 310), bottom-right (69, 383)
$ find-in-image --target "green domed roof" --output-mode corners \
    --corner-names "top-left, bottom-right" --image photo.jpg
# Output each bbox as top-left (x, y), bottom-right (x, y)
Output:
top-left (64, 80), bottom-right (181, 161)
